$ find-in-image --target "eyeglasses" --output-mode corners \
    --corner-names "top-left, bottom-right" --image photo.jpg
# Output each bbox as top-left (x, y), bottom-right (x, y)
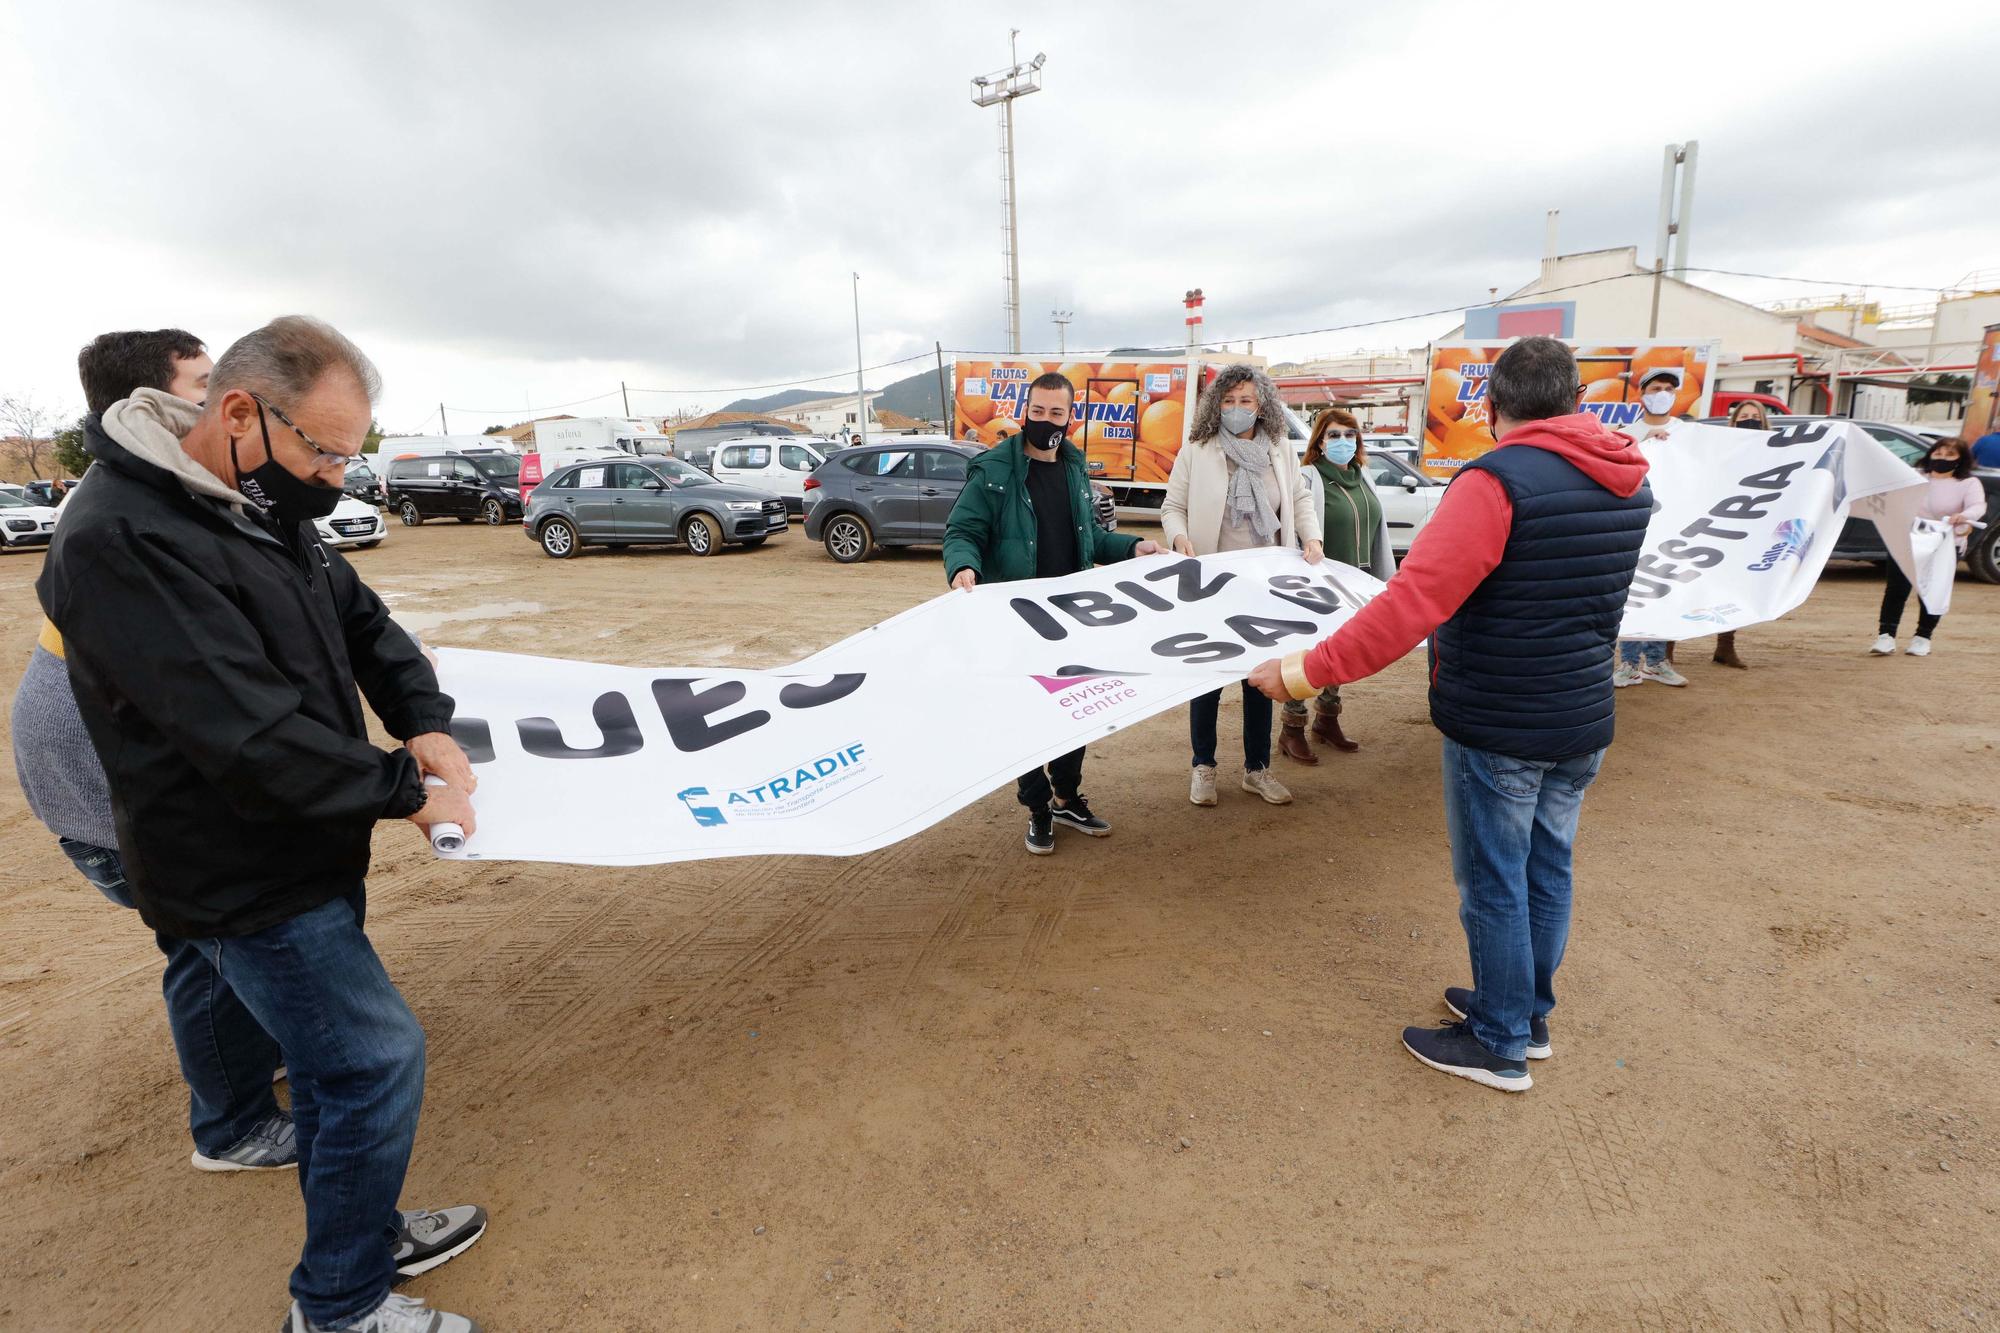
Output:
top-left (251, 393), bottom-right (356, 474)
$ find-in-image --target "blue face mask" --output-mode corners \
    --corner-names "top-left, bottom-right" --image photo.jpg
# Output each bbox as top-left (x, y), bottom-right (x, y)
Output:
top-left (1321, 437), bottom-right (1357, 466)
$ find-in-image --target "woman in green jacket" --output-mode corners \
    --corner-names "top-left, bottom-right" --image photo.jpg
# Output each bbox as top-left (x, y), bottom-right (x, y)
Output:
top-left (1280, 408), bottom-right (1395, 764)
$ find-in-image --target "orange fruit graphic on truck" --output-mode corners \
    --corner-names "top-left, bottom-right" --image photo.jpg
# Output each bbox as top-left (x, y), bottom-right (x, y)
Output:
top-left (1139, 399), bottom-right (1183, 451)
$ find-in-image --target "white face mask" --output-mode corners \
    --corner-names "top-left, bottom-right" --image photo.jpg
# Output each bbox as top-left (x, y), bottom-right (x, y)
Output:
top-left (1641, 389), bottom-right (1675, 415)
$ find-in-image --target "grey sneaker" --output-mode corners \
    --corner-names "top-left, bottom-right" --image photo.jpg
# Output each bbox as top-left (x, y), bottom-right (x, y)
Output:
top-left (394, 1205), bottom-right (488, 1279)
top-left (1240, 768), bottom-right (1293, 805)
top-left (1189, 764), bottom-right (1218, 806)
top-left (192, 1112), bottom-right (298, 1172)
top-left (283, 1292), bottom-right (480, 1333)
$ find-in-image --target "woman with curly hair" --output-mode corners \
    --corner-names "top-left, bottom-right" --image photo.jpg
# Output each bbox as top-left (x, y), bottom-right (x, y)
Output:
top-left (1162, 364), bottom-right (1323, 807)
top-left (1281, 407), bottom-right (1395, 762)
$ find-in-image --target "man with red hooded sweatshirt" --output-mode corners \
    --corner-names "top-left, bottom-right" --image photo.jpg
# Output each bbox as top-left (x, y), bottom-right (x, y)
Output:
top-left (1250, 337), bottom-right (1652, 1092)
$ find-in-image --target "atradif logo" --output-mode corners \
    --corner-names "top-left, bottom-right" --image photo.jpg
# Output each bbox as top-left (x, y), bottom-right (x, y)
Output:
top-left (1748, 518), bottom-right (1811, 572)
top-left (677, 742), bottom-right (870, 828)
top-left (1680, 602), bottom-right (1743, 626)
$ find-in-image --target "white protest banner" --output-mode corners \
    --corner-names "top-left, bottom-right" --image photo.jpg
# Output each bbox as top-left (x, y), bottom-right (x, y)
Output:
top-left (1616, 419), bottom-right (1925, 640)
top-left (1910, 520), bottom-right (1957, 618)
top-left (432, 550), bottom-right (1385, 866)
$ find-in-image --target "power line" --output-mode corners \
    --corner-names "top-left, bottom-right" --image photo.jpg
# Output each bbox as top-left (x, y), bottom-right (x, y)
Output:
top-left (427, 266), bottom-right (1978, 415)
top-left (440, 388), bottom-right (624, 416)
top-left (627, 350), bottom-right (938, 397)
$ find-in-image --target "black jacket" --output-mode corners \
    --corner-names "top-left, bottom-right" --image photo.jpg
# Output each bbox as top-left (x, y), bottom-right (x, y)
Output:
top-left (37, 417), bottom-right (449, 938)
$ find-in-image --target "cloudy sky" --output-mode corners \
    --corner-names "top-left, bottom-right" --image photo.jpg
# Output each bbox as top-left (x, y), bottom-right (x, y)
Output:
top-left (3, 0), bottom-right (1996, 433)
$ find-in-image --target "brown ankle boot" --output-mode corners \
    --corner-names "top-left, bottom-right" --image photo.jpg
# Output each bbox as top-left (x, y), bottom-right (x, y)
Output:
top-left (1279, 718), bottom-right (1318, 765)
top-left (1712, 631), bottom-right (1746, 669)
top-left (1309, 703), bottom-right (1360, 753)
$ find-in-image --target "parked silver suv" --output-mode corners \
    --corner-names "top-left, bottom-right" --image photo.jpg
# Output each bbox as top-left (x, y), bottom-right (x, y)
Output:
top-left (522, 457), bottom-right (787, 558)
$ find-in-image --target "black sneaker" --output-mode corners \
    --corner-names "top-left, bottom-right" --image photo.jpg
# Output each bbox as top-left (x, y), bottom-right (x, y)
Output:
top-left (1025, 807), bottom-right (1055, 856)
top-left (1049, 794), bottom-right (1111, 837)
top-left (1443, 986), bottom-right (1551, 1060)
top-left (393, 1204), bottom-right (488, 1279)
top-left (1401, 1020), bottom-right (1532, 1093)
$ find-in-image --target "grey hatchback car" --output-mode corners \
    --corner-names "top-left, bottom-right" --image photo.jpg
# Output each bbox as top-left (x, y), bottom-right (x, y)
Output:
top-left (802, 441), bottom-right (1115, 563)
top-left (523, 457), bottom-right (787, 558)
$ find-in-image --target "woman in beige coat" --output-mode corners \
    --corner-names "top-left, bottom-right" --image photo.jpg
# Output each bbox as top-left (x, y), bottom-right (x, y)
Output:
top-left (1161, 364), bottom-right (1323, 807)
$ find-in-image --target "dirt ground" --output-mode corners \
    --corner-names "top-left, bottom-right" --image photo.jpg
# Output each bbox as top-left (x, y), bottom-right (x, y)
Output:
top-left (0, 516), bottom-right (1995, 1332)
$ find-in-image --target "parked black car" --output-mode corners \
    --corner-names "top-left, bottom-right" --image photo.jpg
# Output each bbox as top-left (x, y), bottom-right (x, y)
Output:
top-left (521, 457), bottom-right (787, 558)
top-left (1704, 417), bottom-right (1999, 583)
top-left (383, 451), bottom-right (523, 526)
top-left (343, 456), bottom-right (384, 506)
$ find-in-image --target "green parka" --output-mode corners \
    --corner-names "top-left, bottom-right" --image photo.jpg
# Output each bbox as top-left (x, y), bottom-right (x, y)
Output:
top-left (941, 435), bottom-right (1139, 585)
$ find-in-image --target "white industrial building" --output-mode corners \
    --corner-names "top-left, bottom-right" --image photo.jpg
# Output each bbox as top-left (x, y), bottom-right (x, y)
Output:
top-left (775, 392), bottom-right (880, 440)
top-left (1275, 248), bottom-right (1997, 428)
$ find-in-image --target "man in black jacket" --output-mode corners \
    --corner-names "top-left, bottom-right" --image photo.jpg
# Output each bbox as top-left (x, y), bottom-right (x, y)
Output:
top-left (40, 316), bottom-right (486, 1333)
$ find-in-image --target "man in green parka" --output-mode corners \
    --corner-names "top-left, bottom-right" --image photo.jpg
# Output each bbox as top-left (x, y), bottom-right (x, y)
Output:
top-left (942, 371), bottom-right (1163, 856)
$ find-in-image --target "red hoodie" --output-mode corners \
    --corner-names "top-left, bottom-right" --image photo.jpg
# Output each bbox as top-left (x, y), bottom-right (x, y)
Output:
top-left (1286, 414), bottom-right (1651, 694)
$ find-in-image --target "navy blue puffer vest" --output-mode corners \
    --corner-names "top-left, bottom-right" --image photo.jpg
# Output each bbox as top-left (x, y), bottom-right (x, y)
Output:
top-left (1428, 444), bottom-right (1652, 760)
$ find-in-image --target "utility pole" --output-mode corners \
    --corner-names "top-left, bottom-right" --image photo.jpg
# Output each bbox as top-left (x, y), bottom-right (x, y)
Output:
top-left (1649, 140), bottom-right (1699, 338)
top-left (621, 381), bottom-right (630, 417)
top-left (439, 401), bottom-right (448, 434)
top-left (935, 341), bottom-right (951, 436)
top-left (1051, 309), bottom-right (1072, 353)
top-left (970, 34), bottom-right (1045, 354)
top-left (852, 272), bottom-right (868, 446)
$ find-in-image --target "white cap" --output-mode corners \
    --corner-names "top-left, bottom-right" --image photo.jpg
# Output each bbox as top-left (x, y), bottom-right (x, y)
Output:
top-left (1638, 365), bottom-right (1684, 390)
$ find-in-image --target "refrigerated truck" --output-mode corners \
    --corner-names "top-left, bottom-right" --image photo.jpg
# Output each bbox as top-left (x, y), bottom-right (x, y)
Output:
top-left (531, 417), bottom-right (673, 456)
top-left (951, 352), bottom-right (1310, 515)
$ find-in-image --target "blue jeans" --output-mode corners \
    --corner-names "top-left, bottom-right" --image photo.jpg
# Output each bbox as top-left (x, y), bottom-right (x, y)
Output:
top-left (1439, 739), bottom-right (1605, 1061)
top-left (1190, 682), bottom-right (1273, 770)
top-left (1618, 640), bottom-right (1667, 667)
top-left (189, 890), bottom-right (427, 1326)
top-left (57, 838), bottom-right (282, 1155)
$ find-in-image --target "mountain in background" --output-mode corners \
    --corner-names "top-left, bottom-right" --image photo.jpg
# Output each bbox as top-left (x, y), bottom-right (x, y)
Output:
top-left (716, 388), bottom-right (837, 413)
top-left (724, 367), bottom-right (952, 421)
top-left (722, 350), bottom-right (1184, 422)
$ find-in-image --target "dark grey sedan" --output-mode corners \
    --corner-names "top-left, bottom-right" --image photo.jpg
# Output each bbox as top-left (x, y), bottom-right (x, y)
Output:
top-left (802, 441), bottom-right (1115, 563)
top-left (523, 457), bottom-right (787, 558)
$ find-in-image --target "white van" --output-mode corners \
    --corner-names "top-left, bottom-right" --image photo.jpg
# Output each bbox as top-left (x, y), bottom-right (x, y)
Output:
top-left (373, 434), bottom-right (516, 457)
top-left (706, 436), bottom-right (827, 514)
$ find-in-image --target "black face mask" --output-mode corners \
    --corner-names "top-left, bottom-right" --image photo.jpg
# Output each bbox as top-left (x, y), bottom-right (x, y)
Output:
top-left (1021, 418), bottom-right (1065, 452)
top-left (233, 404), bottom-right (344, 525)
top-left (1734, 417), bottom-right (1766, 430)
top-left (1923, 456), bottom-right (1960, 473)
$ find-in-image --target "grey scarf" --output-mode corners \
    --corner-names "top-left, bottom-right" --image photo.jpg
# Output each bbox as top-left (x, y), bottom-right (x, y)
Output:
top-left (1217, 430), bottom-right (1279, 541)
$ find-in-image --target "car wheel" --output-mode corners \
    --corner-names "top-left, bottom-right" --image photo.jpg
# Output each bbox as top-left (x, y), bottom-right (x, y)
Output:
top-left (539, 517), bottom-right (578, 559)
top-left (481, 498), bottom-right (505, 525)
top-left (681, 512), bottom-right (720, 556)
top-left (823, 513), bottom-right (872, 563)
top-left (1968, 528), bottom-right (2000, 585)
top-left (398, 499), bottom-right (423, 526)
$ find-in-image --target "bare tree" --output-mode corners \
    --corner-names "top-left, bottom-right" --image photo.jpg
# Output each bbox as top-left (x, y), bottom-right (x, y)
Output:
top-left (0, 394), bottom-right (59, 479)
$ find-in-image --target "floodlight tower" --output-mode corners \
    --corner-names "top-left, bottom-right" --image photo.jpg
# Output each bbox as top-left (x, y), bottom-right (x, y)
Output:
top-left (970, 33), bottom-right (1044, 354)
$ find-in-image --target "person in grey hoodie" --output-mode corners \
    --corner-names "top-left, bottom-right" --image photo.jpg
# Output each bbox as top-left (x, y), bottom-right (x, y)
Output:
top-left (8, 329), bottom-right (304, 1172)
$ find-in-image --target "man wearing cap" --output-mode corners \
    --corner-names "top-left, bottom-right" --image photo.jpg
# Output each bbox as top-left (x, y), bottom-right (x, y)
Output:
top-left (1610, 367), bottom-right (1688, 689)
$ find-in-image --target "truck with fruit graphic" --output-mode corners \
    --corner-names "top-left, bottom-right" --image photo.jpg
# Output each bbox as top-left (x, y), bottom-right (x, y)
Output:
top-left (951, 352), bottom-right (1307, 515)
top-left (1420, 340), bottom-right (1718, 478)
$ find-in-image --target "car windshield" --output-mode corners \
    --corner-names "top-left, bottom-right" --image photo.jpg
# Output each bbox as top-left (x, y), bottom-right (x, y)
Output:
top-left (647, 458), bottom-right (717, 485)
top-left (468, 455), bottom-right (519, 481)
top-left (347, 461), bottom-right (376, 480)
top-left (0, 491), bottom-right (29, 508)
